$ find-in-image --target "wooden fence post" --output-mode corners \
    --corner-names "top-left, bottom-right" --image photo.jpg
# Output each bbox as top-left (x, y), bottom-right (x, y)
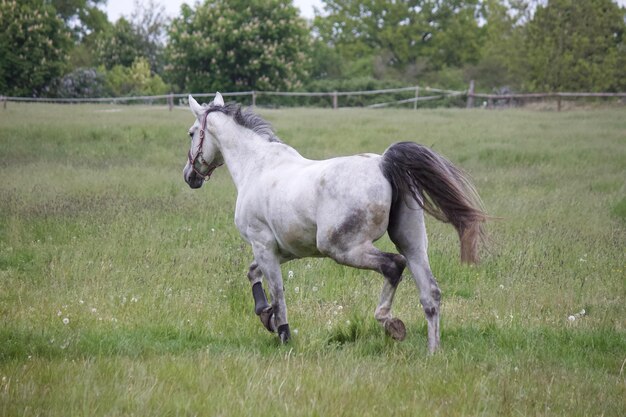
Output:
top-left (1, 96), bottom-right (6, 109)
top-left (252, 90), bottom-right (256, 107)
top-left (557, 94), bottom-right (562, 112)
top-left (332, 91), bottom-right (338, 109)
top-left (414, 86), bottom-right (419, 110)
top-left (168, 92), bottom-right (174, 111)
top-left (466, 80), bottom-right (475, 109)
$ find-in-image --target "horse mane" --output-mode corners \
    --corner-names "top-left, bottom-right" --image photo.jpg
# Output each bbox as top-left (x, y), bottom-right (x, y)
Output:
top-left (204, 102), bottom-right (282, 143)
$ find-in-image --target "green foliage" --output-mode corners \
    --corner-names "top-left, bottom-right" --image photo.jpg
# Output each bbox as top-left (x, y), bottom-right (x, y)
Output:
top-left (103, 57), bottom-right (169, 97)
top-left (0, 0), bottom-right (72, 96)
top-left (94, 1), bottom-right (167, 75)
top-left (95, 18), bottom-right (146, 70)
top-left (165, 0), bottom-right (311, 92)
top-left (53, 67), bottom-right (106, 98)
top-left (313, 0), bottom-right (484, 81)
top-left (524, 0), bottom-right (626, 92)
top-left (465, 0), bottom-right (528, 91)
top-left (50, 0), bottom-right (109, 39)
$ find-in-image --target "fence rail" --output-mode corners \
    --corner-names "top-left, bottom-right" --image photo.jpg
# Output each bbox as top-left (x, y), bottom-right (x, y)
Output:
top-left (2, 83), bottom-right (625, 111)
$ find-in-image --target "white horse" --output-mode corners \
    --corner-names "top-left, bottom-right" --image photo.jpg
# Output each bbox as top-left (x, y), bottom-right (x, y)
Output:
top-left (183, 92), bottom-right (486, 353)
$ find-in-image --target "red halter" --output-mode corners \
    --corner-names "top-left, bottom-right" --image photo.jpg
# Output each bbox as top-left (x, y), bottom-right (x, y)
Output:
top-left (188, 109), bottom-right (223, 180)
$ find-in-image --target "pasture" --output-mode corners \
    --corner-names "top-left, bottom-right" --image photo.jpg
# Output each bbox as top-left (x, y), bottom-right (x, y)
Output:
top-left (1, 103), bottom-right (624, 416)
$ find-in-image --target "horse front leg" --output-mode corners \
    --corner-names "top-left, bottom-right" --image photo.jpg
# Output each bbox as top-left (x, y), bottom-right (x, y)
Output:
top-left (247, 262), bottom-right (275, 333)
top-left (250, 244), bottom-right (291, 343)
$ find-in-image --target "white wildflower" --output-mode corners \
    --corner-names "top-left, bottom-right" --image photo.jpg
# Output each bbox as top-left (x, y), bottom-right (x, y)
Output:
top-left (568, 315), bottom-right (576, 322)
top-left (62, 317), bottom-right (70, 325)
top-left (288, 270), bottom-right (294, 279)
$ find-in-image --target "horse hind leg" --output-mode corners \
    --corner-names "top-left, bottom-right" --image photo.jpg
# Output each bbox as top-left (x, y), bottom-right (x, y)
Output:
top-left (376, 257), bottom-right (408, 341)
top-left (388, 201), bottom-right (442, 353)
top-left (320, 238), bottom-right (408, 341)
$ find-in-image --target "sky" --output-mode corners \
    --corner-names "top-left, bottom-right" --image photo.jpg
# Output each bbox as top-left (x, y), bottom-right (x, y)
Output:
top-left (104, 0), bottom-right (324, 22)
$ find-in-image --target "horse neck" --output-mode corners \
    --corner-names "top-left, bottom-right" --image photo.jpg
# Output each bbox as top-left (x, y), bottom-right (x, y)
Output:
top-left (215, 123), bottom-right (290, 189)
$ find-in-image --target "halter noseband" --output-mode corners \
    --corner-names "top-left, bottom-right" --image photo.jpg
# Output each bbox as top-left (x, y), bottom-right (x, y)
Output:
top-left (188, 108), bottom-right (223, 181)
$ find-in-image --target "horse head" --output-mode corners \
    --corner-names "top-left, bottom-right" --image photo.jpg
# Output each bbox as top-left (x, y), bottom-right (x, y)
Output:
top-left (183, 93), bottom-right (225, 189)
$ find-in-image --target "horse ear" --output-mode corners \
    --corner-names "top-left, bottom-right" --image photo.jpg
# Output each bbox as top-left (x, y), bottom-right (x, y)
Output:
top-left (189, 95), bottom-right (204, 118)
top-left (213, 92), bottom-right (225, 107)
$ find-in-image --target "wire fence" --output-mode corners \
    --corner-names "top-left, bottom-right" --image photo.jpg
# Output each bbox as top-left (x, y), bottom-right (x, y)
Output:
top-left (2, 83), bottom-right (625, 111)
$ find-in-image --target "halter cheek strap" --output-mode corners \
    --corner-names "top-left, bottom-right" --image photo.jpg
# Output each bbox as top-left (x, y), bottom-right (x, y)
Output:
top-left (189, 110), bottom-right (223, 180)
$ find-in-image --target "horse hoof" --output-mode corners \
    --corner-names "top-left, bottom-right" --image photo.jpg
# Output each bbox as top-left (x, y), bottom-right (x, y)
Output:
top-left (259, 308), bottom-right (276, 333)
top-left (384, 318), bottom-right (406, 341)
top-left (278, 324), bottom-right (291, 344)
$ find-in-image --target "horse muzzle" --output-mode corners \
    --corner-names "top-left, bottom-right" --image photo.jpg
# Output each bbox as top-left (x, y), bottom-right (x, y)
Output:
top-left (184, 164), bottom-right (205, 189)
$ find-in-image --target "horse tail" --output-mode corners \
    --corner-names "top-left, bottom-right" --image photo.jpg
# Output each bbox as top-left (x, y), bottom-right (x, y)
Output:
top-left (381, 142), bottom-right (487, 264)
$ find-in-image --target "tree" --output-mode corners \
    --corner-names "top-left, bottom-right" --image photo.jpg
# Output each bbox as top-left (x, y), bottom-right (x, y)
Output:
top-left (466, 0), bottom-right (528, 90)
top-left (50, 0), bottom-right (109, 39)
top-left (313, 0), bottom-right (484, 80)
top-left (95, 18), bottom-right (147, 69)
top-left (94, 0), bottom-right (167, 74)
top-left (165, 0), bottom-right (310, 92)
top-left (0, 0), bottom-right (72, 96)
top-left (524, 0), bottom-right (626, 92)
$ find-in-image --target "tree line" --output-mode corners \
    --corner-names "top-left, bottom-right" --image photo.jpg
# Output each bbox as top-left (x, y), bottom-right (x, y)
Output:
top-left (1, 0), bottom-right (625, 98)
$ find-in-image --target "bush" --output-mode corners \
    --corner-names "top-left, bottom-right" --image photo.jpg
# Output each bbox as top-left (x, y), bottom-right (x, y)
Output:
top-left (53, 68), bottom-right (106, 98)
top-left (104, 58), bottom-right (169, 97)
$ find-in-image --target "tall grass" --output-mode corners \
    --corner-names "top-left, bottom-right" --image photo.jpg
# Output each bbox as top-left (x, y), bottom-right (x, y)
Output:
top-left (1, 103), bottom-right (625, 416)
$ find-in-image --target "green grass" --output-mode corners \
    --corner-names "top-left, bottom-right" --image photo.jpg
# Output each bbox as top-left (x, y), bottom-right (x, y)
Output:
top-left (1, 103), bottom-right (625, 416)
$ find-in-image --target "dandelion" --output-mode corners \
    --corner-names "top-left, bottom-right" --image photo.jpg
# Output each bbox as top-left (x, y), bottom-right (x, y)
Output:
top-left (62, 317), bottom-right (70, 325)
top-left (79, 299), bottom-right (84, 305)
top-left (288, 270), bottom-right (294, 279)
top-left (131, 297), bottom-right (138, 303)
top-left (57, 310), bottom-right (62, 317)
top-left (499, 284), bottom-right (505, 289)
top-left (312, 286), bottom-right (318, 292)
top-left (294, 286), bottom-right (300, 294)
top-left (568, 315), bottom-right (576, 322)
top-left (293, 328), bottom-right (299, 335)
top-left (91, 308), bottom-right (97, 314)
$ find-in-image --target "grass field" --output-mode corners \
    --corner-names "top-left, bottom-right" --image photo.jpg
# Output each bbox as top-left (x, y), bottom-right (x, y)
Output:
top-left (1, 103), bottom-right (625, 416)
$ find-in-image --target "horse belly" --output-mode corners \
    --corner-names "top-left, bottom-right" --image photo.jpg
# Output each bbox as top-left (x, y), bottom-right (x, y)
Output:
top-left (274, 221), bottom-right (321, 258)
